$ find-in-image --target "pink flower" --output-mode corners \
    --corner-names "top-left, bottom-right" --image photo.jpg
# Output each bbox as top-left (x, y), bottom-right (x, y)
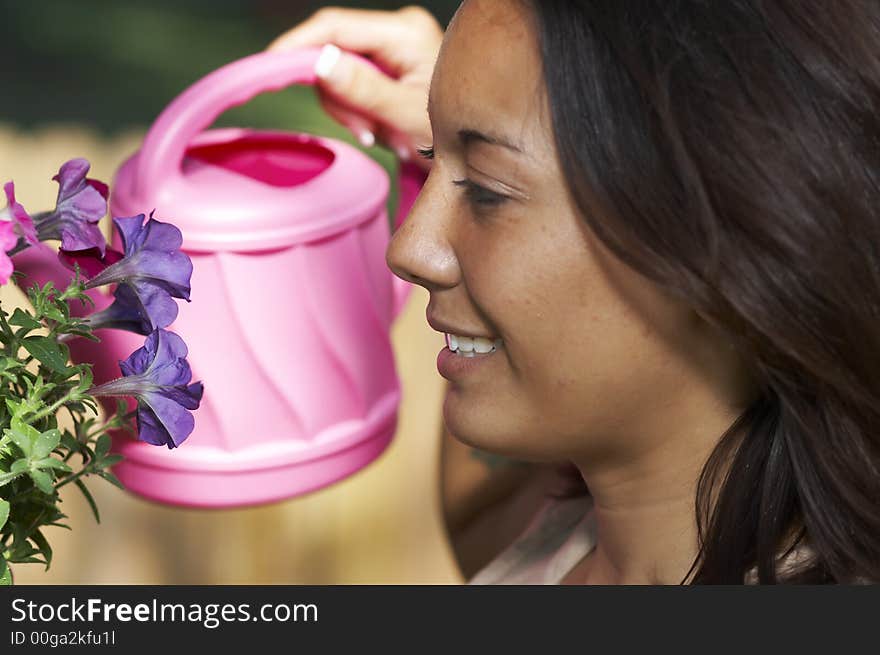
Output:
top-left (0, 222), bottom-right (18, 285)
top-left (0, 181), bottom-right (39, 248)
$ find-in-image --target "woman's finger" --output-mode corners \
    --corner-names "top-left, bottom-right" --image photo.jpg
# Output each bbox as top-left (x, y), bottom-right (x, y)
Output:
top-left (267, 6), bottom-right (434, 77)
top-left (313, 44), bottom-right (430, 140)
top-left (316, 94), bottom-right (377, 148)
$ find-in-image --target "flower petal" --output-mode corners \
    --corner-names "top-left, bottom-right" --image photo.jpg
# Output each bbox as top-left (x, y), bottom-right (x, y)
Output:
top-left (119, 328), bottom-right (160, 377)
top-left (134, 403), bottom-right (174, 447)
top-left (126, 280), bottom-right (180, 330)
top-left (52, 159), bottom-right (91, 198)
top-left (113, 214), bottom-right (148, 254)
top-left (86, 178), bottom-right (109, 200)
top-left (58, 220), bottom-right (107, 254)
top-left (0, 220), bottom-right (18, 252)
top-left (146, 329), bottom-right (192, 384)
top-left (44, 158), bottom-right (108, 255)
top-left (113, 214), bottom-right (186, 263)
top-left (162, 381), bottom-right (204, 410)
top-left (91, 328), bottom-right (204, 448)
top-left (3, 181), bottom-right (38, 246)
top-left (0, 222), bottom-right (15, 285)
top-left (85, 283), bottom-right (153, 335)
top-left (58, 246), bottom-right (124, 280)
top-left (126, 251), bottom-right (192, 300)
top-left (138, 391), bottom-right (197, 448)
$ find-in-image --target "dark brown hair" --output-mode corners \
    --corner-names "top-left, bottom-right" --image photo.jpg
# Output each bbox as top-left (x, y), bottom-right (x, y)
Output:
top-left (527, 0), bottom-right (880, 583)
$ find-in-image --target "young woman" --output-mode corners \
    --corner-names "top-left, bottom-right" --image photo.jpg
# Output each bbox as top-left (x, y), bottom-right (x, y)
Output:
top-left (270, 1), bottom-right (880, 584)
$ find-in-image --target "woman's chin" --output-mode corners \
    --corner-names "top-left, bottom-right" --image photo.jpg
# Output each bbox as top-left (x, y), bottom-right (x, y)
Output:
top-left (443, 393), bottom-right (502, 451)
top-left (442, 395), bottom-right (535, 459)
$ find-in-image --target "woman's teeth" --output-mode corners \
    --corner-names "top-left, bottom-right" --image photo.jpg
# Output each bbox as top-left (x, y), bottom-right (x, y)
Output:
top-left (445, 334), bottom-right (503, 357)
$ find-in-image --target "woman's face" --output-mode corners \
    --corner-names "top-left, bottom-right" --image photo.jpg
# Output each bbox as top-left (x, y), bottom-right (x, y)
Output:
top-left (387, 0), bottom-right (751, 468)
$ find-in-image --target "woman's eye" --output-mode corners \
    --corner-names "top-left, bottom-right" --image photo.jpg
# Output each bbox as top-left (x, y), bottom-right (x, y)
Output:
top-left (452, 179), bottom-right (508, 208)
top-left (415, 145), bottom-right (508, 209)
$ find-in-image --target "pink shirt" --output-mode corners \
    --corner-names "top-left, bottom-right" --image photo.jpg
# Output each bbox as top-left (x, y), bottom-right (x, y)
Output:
top-left (467, 492), bottom-right (835, 584)
top-left (467, 494), bottom-right (597, 585)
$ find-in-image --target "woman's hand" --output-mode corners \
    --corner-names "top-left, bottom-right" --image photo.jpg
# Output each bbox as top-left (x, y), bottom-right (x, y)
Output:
top-left (267, 5), bottom-right (442, 169)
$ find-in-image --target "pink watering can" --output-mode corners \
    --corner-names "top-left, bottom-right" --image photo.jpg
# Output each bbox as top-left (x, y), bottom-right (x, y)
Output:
top-left (16, 48), bottom-right (427, 508)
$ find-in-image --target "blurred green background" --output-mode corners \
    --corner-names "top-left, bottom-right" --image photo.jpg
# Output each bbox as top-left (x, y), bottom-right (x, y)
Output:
top-left (1, 0), bottom-right (459, 214)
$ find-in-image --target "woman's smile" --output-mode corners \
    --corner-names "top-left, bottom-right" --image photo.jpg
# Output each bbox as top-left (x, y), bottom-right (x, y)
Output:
top-left (436, 340), bottom-right (504, 380)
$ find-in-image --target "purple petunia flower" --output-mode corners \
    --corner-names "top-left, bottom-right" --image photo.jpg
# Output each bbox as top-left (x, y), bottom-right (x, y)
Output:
top-left (32, 158), bottom-right (108, 255)
top-left (1, 180), bottom-right (39, 248)
top-left (60, 212), bottom-right (192, 333)
top-left (79, 284), bottom-right (154, 335)
top-left (89, 328), bottom-right (204, 449)
top-left (58, 245), bottom-right (124, 280)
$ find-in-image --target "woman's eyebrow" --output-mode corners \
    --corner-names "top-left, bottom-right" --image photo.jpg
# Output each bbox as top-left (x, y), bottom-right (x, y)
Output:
top-left (457, 128), bottom-right (524, 154)
top-left (427, 96), bottom-right (526, 155)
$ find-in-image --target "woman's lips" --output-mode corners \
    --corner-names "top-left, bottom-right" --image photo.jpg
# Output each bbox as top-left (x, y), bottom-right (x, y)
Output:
top-left (437, 343), bottom-right (502, 380)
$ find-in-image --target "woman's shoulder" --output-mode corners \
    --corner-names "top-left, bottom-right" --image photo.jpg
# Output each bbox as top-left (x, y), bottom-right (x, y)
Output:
top-left (467, 492), bottom-right (596, 585)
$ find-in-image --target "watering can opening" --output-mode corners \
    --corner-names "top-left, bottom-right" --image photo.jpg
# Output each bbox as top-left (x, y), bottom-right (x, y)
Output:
top-left (182, 132), bottom-right (336, 188)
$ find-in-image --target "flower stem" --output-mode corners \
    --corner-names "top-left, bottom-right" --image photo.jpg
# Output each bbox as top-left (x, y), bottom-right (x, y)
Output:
top-left (83, 410), bottom-right (136, 442)
top-left (54, 467), bottom-right (91, 491)
top-left (26, 388), bottom-right (80, 425)
top-left (6, 237), bottom-right (29, 257)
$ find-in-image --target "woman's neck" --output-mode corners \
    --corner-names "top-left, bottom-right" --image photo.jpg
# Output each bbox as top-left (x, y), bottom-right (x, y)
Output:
top-left (569, 403), bottom-right (745, 585)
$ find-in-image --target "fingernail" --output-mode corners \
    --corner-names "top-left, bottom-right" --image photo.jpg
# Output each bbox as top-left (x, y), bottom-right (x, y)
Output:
top-left (357, 129), bottom-right (376, 148)
top-left (315, 43), bottom-right (341, 79)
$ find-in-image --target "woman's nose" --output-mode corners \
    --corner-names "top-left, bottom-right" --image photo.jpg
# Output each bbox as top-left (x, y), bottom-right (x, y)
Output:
top-left (385, 183), bottom-right (459, 292)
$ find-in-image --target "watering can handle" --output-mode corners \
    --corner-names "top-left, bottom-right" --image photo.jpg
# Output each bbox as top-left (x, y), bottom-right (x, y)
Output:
top-left (137, 48), bottom-right (425, 320)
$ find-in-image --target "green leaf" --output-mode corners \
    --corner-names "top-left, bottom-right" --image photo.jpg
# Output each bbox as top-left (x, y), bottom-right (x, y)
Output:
top-left (98, 470), bottom-right (124, 490)
top-left (60, 431), bottom-right (78, 451)
top-left (28, 469), bottom-right (55, 495)
top-left (58, 299), bottom-right (70, 321)
top-left (63, 329), bottom-right (100, 342)
top-left (8, 417), bottom-right (40, 457)
top-left (100, 454), bottom-right (123, 467)
top-left (74, 479), bottom-right (100, 524)
top-left (57, 340), bottom-right (71, 362)
top-left (10, 459), bottom-right (29, 474)
top-left (0, 370), bottom-right (19, 383)
top-left (0, 471), bottom-right (23, 487)
top-left (21, 336), bottom-right (69, 374)
top-left (0, 356), bottom-right (25, 372)
top-left (5, 398), bottom-right (25, 420)
top-left (13, 557), bottom-right (44, 565)
top-left (0, 558), bottom-right (11, 586)
top-left (76, 366), bottom-right (93, 391)
top-left (95, 433), bottom-right (111, 460)
top-left (0, 499), bottom-right (9, 530)
top-left (32, 428), bottom-right (61, 459)
top-left (30, 529), bottom-right (52, 570)
top-left (42, 303), bottom-right (65, 323)
top-left (8, 308), bottom-right (42, 331)
top-left (32, 457), bottom-right (71, 473)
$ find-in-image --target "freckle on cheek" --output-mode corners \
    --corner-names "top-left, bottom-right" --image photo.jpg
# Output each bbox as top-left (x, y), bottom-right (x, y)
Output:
top-left (554, 375), bottom-right (575, 390)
